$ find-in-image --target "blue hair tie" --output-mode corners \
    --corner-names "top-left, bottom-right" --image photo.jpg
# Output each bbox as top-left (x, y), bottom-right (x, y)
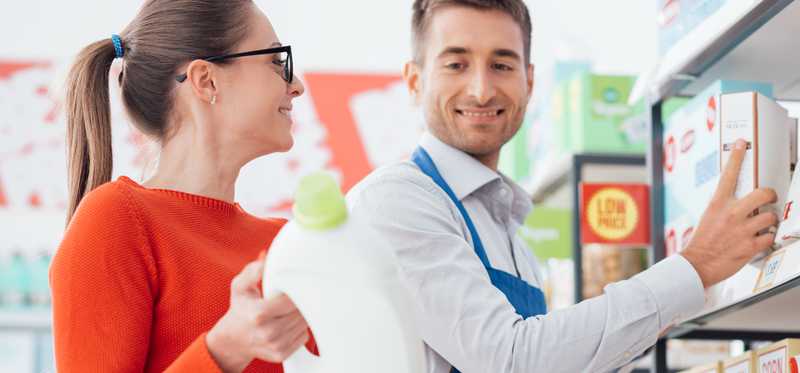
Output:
top-left (111, 34), bottom-right (124, 59)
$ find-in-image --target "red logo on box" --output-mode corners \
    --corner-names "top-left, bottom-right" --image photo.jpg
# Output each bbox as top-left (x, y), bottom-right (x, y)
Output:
top-left (658, 0), bottom-right (680, 27)
top-left (680, 129), bottom-right (695, 153)
top-left (664, 135), bottom-right (676, 173)
top-left (707, 96), bottom-right (717, 132)
top-left (666, 228), bottom-right (677, 257)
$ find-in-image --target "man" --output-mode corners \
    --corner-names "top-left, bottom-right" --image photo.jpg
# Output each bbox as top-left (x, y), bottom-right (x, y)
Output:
top-left (346, 1), bottom-right (778, 372)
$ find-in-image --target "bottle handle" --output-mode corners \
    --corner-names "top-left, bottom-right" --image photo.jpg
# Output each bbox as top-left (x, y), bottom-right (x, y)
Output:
top-left (283, 344), bottom-right (321, 373)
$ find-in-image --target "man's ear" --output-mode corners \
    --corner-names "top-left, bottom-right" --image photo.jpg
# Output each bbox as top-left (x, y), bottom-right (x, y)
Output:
top-left (526, 63), bottom-right (535, 101)
top-left (403, 60), bottom-right (423, 105)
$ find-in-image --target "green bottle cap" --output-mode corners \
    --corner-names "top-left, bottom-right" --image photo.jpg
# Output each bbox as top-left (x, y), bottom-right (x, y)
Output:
top-left (293, 172), bottom-right (348, 230)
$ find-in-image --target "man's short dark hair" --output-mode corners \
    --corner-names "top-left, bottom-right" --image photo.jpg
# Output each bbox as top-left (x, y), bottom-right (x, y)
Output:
top-left (411, 0), bottom-right (533, 64)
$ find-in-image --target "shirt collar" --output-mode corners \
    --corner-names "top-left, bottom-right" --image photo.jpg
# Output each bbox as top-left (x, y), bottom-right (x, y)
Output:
top-left (501, 173), bottom-right (534, 226)
top-left (419, 132), bottom-right (502, 201)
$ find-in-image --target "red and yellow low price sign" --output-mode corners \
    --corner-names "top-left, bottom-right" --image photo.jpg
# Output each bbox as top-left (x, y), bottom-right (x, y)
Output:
top-left (580, 183), bottom-right (650, 245)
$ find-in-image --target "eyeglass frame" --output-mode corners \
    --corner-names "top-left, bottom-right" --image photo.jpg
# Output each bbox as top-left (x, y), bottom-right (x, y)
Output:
top-left (175, 45), bottom-right (293, 84)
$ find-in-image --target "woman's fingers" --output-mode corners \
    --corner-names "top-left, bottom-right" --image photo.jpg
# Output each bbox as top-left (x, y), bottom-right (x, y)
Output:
top-left (231, 260), bottom-right (265, 296)
top-left (261, 293), bottom-right (299, 318)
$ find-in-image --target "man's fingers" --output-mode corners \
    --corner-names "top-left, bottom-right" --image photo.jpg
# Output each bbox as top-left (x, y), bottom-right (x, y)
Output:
top-left (715, 139), bottom-right (748, 200)
top-left (735, 188), bottom-right (778, 215)
top-left (753, 233), bottom-right (777, 255)
top-left (744, 211), bottom-right (779, 235)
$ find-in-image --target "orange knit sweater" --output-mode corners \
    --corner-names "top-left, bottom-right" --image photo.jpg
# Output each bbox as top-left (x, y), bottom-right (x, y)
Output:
top-left (50, 176), bottom-right (314, 372)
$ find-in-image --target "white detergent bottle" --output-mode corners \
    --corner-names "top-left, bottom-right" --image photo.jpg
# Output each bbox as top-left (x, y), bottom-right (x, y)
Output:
top-left (262, 172), bottom-right (426, 373)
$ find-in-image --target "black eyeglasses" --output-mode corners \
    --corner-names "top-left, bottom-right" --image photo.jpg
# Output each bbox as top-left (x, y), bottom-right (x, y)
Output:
top-left (176, 45), bottom-right (293, 84)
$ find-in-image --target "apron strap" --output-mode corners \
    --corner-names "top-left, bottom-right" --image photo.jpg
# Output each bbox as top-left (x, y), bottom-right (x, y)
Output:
top-left (411, 147), bottom-right (492, 269)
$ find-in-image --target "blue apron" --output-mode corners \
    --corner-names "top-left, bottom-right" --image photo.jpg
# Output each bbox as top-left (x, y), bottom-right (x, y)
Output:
top-left (412, 147), bottom-right (547, 373)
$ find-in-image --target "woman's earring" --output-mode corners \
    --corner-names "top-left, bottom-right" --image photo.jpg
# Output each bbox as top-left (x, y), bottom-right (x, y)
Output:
top-left (211, 95), bottom-right (217, 105)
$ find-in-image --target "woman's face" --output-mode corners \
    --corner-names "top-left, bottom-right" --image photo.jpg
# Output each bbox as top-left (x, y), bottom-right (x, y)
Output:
top-left (211, 5), bottom-right (305, 160)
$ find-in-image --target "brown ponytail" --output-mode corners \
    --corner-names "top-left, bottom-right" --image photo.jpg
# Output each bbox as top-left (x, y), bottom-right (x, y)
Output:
top-left (65, 39), bottom-right (116, 223)
top-left (62, 0), bottom-right (254, 225)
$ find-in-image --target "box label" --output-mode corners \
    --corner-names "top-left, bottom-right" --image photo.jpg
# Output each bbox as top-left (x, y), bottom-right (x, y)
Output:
top-left (759, 346), bottom-right (786, 373)
top-left (726, 359), bottom-right (752, 373)
top-left (755, 250), bottom-right (786, 292)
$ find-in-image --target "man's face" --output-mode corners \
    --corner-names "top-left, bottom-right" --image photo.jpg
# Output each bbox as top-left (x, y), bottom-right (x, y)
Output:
top-left (405, 5), bottom-right (534, 162)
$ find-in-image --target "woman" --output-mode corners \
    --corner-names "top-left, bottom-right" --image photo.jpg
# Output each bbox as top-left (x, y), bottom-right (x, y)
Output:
top-left (50, 0), bottom-right (314, 371)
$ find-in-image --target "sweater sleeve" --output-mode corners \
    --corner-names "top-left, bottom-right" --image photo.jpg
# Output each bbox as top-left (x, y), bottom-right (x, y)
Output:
top-left (50, 183), bottom-right (224, 372)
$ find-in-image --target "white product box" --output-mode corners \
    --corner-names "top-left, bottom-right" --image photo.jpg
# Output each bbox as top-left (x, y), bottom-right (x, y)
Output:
top-left (777, 169), bottom-right (800, 246)
top-left (663, 81), bottom-right (773, 257)
top-left (789, 118), bottom-right (798, 170)
top-left (722, 351), bottom-right (755, 373)
top-left (755, 339), bottom-right (800, 373)
top-left (678, 361), bottom-right (723, 373)
top-left (720, 91), bottom-right (793, 221)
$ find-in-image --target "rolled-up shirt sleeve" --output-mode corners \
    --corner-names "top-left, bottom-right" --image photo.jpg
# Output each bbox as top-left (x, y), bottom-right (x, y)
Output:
top-left (347, 170), bottom-right (705, 373)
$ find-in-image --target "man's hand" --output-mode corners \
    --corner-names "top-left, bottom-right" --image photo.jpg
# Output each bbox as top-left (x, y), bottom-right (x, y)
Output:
top-left (682, 139), bottom-right (779, 288)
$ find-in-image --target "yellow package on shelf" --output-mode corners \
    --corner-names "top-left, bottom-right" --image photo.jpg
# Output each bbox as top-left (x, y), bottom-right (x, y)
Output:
top-left (722, 351), bottom-right (755, 373)
top-left (755, 339), bottom-right (800, 373)
top-left (679, 361), bottom-right (723, 373)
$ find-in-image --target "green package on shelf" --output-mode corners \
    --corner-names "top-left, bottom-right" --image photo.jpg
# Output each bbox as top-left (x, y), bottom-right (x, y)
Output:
top-left (28, 252), bottom-right (51, 308)
top-left (498, 116), bottom-right (534, 182)
top-left (0, 252), bottom-right (33, 309)
top-left (518, 207), bottom-right (572, 261)
top-left (565, 73), bottom-right (642, 154)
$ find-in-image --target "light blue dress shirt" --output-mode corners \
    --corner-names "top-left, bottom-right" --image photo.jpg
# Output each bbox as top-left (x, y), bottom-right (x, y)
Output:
top-left (346, 132), bottom-right (705, 373)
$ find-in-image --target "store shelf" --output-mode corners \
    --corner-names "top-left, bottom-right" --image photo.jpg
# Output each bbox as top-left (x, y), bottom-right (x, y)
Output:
top-left (666, 241), bottom-right (800, 339)
top-left (526, 154), bottom-right (647, 204)
top-left (633, 0), bottom-right (799, 103)
top-left (0, 309), bottom-right (51, 332)
top-left (668, 277), bottom-right (800, 338)
top-left (526, 155), bottom-right (572, 203)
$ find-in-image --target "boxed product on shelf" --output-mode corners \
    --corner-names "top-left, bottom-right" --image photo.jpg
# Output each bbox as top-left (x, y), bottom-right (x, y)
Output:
top-left (536, 61), bottom-right (591, 160)
top-left (581, 245), bottom-right (646, 299)
top-left (663, 81), bottom-right (774, 311)
top-left (565, 73), bottom-right (641, 154)
top-left (518, 207), bottom-right (574, 309)
top-left (552, 81), bottom-right (572, 154)
top-left (669, 340), bottom-right (732, 372)
top-left (678, 361), bottom-right (723, 373)
top-left (663, 80), bottom-right (773, 256)
top-left (777, 168), bottom-right (800, 247)
top-left (623, 97), bottom-right (691, 169)
top-left (722, 351), bottom-right (755, 373)
top-left (720, 91), bottom-right (794, 222)
top-left (662, 81), bottom-right (773, 252)
top-left (0, 251), bottom-right (32, 309)
top-left (755, 339), bottom-right (800, 373)
top-left (789, 117), bottom-right (798, 170)
top-left (658, 0), bottom-right (728, 56)
top-left (498, 116), bottom-right (533, 182)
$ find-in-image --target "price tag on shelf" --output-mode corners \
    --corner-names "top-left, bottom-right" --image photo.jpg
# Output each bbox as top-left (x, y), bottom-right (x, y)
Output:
top-left (754, 249), bottom-right (786, 293)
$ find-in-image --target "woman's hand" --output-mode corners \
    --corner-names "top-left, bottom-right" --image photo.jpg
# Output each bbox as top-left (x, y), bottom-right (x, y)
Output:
top-left (206, 260), bottom-right (309, 372)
